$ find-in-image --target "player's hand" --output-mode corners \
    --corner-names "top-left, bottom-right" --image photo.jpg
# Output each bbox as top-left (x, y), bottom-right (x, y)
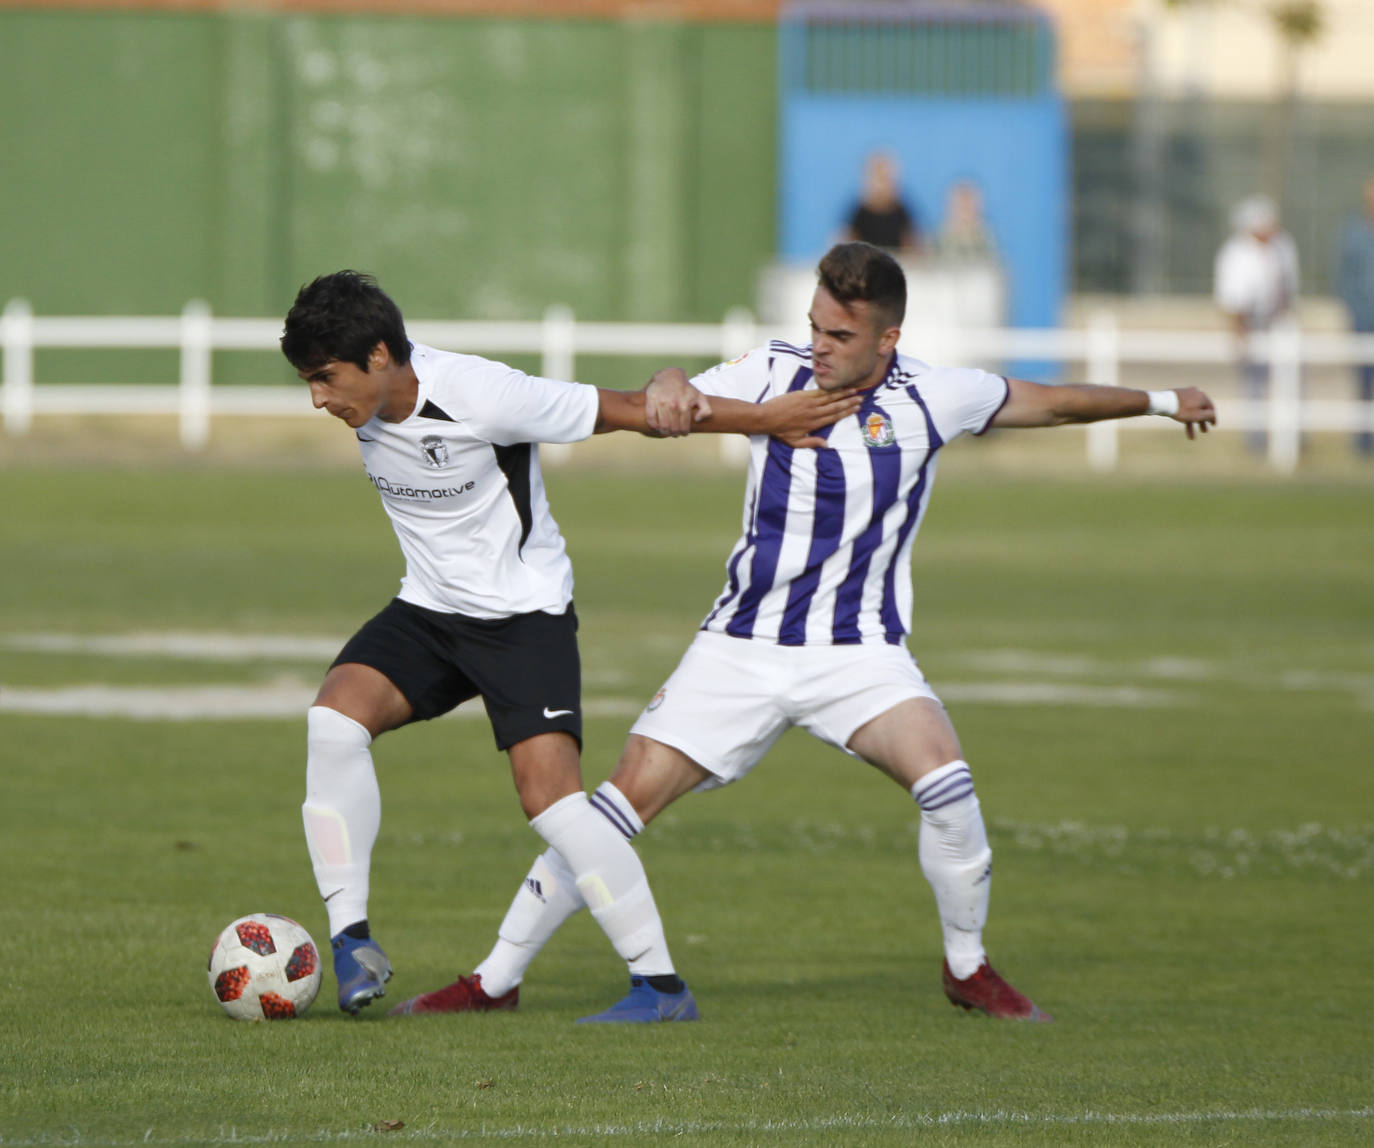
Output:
top-left (1171, 387), bottom-right (1217, 440)
top-left (643, 368), bottom-right (711, 437)
top-left (762, 387), bottom-right (864, 449)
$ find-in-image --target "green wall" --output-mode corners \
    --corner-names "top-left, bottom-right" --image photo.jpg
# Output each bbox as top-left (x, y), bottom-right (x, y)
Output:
top-left (4, 11), bottom-right (219, 314)
top-left (0, 10), bottom-right (777, 382)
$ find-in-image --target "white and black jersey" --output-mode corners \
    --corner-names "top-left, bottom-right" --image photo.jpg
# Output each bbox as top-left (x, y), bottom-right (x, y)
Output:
top-left (690, 342), bottom-right (1008, 646)
top-left (354, 342), bottom-right (599, 619)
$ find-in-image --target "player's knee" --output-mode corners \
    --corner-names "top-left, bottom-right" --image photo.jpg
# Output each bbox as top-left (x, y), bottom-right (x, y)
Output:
top-left (307, 704), bottom-right (372, 749)
top-left (609, 736), bottom-right (709, 823)
top-left (311, 663), bottom-right (411, 735)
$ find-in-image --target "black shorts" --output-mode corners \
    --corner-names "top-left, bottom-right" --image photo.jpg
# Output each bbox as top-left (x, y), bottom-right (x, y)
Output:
top-left (332, 598), bottom-right (582, 751)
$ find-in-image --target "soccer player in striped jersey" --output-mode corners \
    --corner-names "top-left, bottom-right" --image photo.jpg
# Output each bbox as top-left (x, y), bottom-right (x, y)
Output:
top-left (279, 271), bottom-right (860, 1019)
top-left (390, 243), bottom-right (1216, 1023)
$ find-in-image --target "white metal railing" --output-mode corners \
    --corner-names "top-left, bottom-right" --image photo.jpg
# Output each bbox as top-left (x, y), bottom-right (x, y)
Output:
top-left (4, 299), bottom-right (1374, 472)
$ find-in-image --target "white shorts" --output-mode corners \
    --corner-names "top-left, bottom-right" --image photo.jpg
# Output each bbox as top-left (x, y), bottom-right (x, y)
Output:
top-left (628, 630), bottom-right (940, 791)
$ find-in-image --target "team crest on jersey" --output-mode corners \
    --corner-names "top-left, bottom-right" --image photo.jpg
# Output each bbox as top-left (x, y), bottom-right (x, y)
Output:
top-left (862, 411), bottom-right (896, 449)
top-left (418, 435), bottom-right (450, 468)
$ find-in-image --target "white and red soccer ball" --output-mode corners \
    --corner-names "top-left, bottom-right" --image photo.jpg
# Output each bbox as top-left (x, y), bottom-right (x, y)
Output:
top-left (207, 913), bottom-right (321, 1020)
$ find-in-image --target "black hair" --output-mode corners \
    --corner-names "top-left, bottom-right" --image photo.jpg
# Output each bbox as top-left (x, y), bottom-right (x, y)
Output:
top-left (817, 242), bottom-right (906, 329)
top-left (280, 270), bottom-right (411, 372)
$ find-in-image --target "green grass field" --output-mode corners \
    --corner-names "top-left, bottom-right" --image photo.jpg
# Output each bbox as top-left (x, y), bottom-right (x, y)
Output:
top-left (1, 453), bottom-right (1371, 1146)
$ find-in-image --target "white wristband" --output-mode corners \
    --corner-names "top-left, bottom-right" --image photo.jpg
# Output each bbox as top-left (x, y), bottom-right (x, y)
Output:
top-left (1146, 390), bottom-right (1180, 417)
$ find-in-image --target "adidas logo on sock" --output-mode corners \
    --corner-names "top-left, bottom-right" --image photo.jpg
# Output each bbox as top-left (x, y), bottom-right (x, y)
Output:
top-left (525, 877), bottom-right (546, 902)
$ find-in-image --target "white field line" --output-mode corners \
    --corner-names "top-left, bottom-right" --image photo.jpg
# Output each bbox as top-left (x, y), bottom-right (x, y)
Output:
top-left (0, 681), bottom-right (317, 719)
top-left (0, 1108), bottom-right (1368, 1144)
top-left (0, 682), bottom-right (644, 722)
top-left (0, 681), bottom-right (1184, 720)
top-left (2, 631), bottom-right (347, 661)
top-left (941, 682), bottom-right (1180, 706)
top-left (3, 633), bottom-right (1370, 718)
top-left (6, 633), bottom-right (1372, 686)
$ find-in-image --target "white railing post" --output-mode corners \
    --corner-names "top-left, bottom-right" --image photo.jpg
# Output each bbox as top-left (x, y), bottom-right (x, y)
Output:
top-left (719, 307), bottom-right (758, 466)
top-left (720, 306), bottom-right (757, 361)
top-left (540, 305), bottom-right (576, 466)
top-left (1268, 317), bottom-right (1301, 474)
top-left (541, 304), bottom-right (576, 384)
top-left (178, 300), bottom-right (213, 451)
top-left (1085, 308), bottom-right (1120, 472)
top-left (2, 299), bottom-right (35, 436)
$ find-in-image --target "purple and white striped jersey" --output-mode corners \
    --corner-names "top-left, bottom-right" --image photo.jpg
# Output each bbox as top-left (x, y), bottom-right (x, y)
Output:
top-left (691, 341), bottom-right (1008, 647)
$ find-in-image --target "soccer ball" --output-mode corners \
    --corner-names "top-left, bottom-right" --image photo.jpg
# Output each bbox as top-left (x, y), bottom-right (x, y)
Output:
top-left (207, 913), bottom-right (322, 1020)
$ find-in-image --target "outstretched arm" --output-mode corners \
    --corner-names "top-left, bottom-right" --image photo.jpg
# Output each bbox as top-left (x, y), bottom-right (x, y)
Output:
top-left (594, 368), bottom-right (721, 436)
top-left (593, 373), bottom-right (707, 437)
top-left (696, 386), bottom-right (864, 447)
top-left (595, 368), bottom-right (861, 445)
top-left (990, 378), bottom-right (1217, 440)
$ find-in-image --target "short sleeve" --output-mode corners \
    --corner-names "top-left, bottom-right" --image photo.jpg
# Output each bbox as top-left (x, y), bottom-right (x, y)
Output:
top-left (920, 366), bottom-right (1008, 439)
top-left (461, 361), bottom-right (600, 446)
top-left (689, 346), bottom-right (775, 403)
top-left (961, 369), bottom-right (1010, 436)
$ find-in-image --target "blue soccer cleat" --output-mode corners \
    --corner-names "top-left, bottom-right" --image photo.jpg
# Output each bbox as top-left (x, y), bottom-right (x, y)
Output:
top-left (331, 932), bottom-right (392, 1015)
top-left (576, 976), bottom-right (699, 1024)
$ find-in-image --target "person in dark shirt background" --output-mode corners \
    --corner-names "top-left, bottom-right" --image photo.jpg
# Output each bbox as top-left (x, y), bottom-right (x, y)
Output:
top-left (844, 151), bottom-right (921, 255)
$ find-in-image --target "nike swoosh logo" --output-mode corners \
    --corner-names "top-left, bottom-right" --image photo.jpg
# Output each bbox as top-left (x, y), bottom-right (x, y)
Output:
top-left (355, 434), bottom-right (376, 443)
top-left (543, 707), bottom-right (575, 719)
top-left (323, 888), bottom-right (344, 902)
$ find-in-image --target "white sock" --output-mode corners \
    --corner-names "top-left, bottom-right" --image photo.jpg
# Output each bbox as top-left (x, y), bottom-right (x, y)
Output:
top-left (912, 760), bottom-right (991, 980)
top-left (475, 849), bottom-right (582, 996)
top-left (588, 781), bottom-right (646, 840)
top-left (528, 790), bottom-right (673, 977)
top-left (475, 783), bottom-right (647, 995)
top-left (302, 705), bottom-right (380, 939)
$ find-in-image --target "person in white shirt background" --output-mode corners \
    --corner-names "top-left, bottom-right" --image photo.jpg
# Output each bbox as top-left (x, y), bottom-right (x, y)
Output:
top-left (1214, 194), bottom-right (1300, 454)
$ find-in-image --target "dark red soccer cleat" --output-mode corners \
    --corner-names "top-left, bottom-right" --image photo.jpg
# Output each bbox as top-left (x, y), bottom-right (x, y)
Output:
top-left (387, 973), bottom-right (519, 1016)
top-left (942, 960), bottom-right (1053, 1022)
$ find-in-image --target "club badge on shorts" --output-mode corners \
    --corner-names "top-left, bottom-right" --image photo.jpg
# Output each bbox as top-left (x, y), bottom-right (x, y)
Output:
top-left (862, 411), bottom-right (896, 449)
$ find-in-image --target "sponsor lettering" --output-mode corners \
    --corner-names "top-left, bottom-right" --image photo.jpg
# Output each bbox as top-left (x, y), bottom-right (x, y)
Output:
top-left (367, 472), bottom-right (476, 501)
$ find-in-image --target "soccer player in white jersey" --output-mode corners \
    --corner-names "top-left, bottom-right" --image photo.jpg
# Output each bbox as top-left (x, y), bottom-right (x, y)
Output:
top-left (393, 243), bottom-right (1217, 1023)
top-left (278, 271), bottom-right (861, 1020)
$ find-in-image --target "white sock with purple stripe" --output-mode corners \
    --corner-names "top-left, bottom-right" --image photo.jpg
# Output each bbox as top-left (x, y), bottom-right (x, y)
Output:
top-left (589, 781), bottom-right (645, 841)
top-left (912, 759), bottom-right (990, 980)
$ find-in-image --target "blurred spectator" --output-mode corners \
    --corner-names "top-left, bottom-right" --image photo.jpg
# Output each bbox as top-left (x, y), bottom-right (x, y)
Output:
top-left (1213, 195), bottom-right (1300, 454)
top-left (936, 179), bottom-right (998, 263)
top-left (1334, 174), bottom-right (1374, 457)
top-left (844, 151), bottom-right (921, 255)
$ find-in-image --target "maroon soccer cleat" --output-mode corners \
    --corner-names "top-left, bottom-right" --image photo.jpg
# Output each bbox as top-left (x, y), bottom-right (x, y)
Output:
top-left (942, 960), bottom-right (1053, 1022)
top-left (387, 973), bottom-right (519, 1016)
